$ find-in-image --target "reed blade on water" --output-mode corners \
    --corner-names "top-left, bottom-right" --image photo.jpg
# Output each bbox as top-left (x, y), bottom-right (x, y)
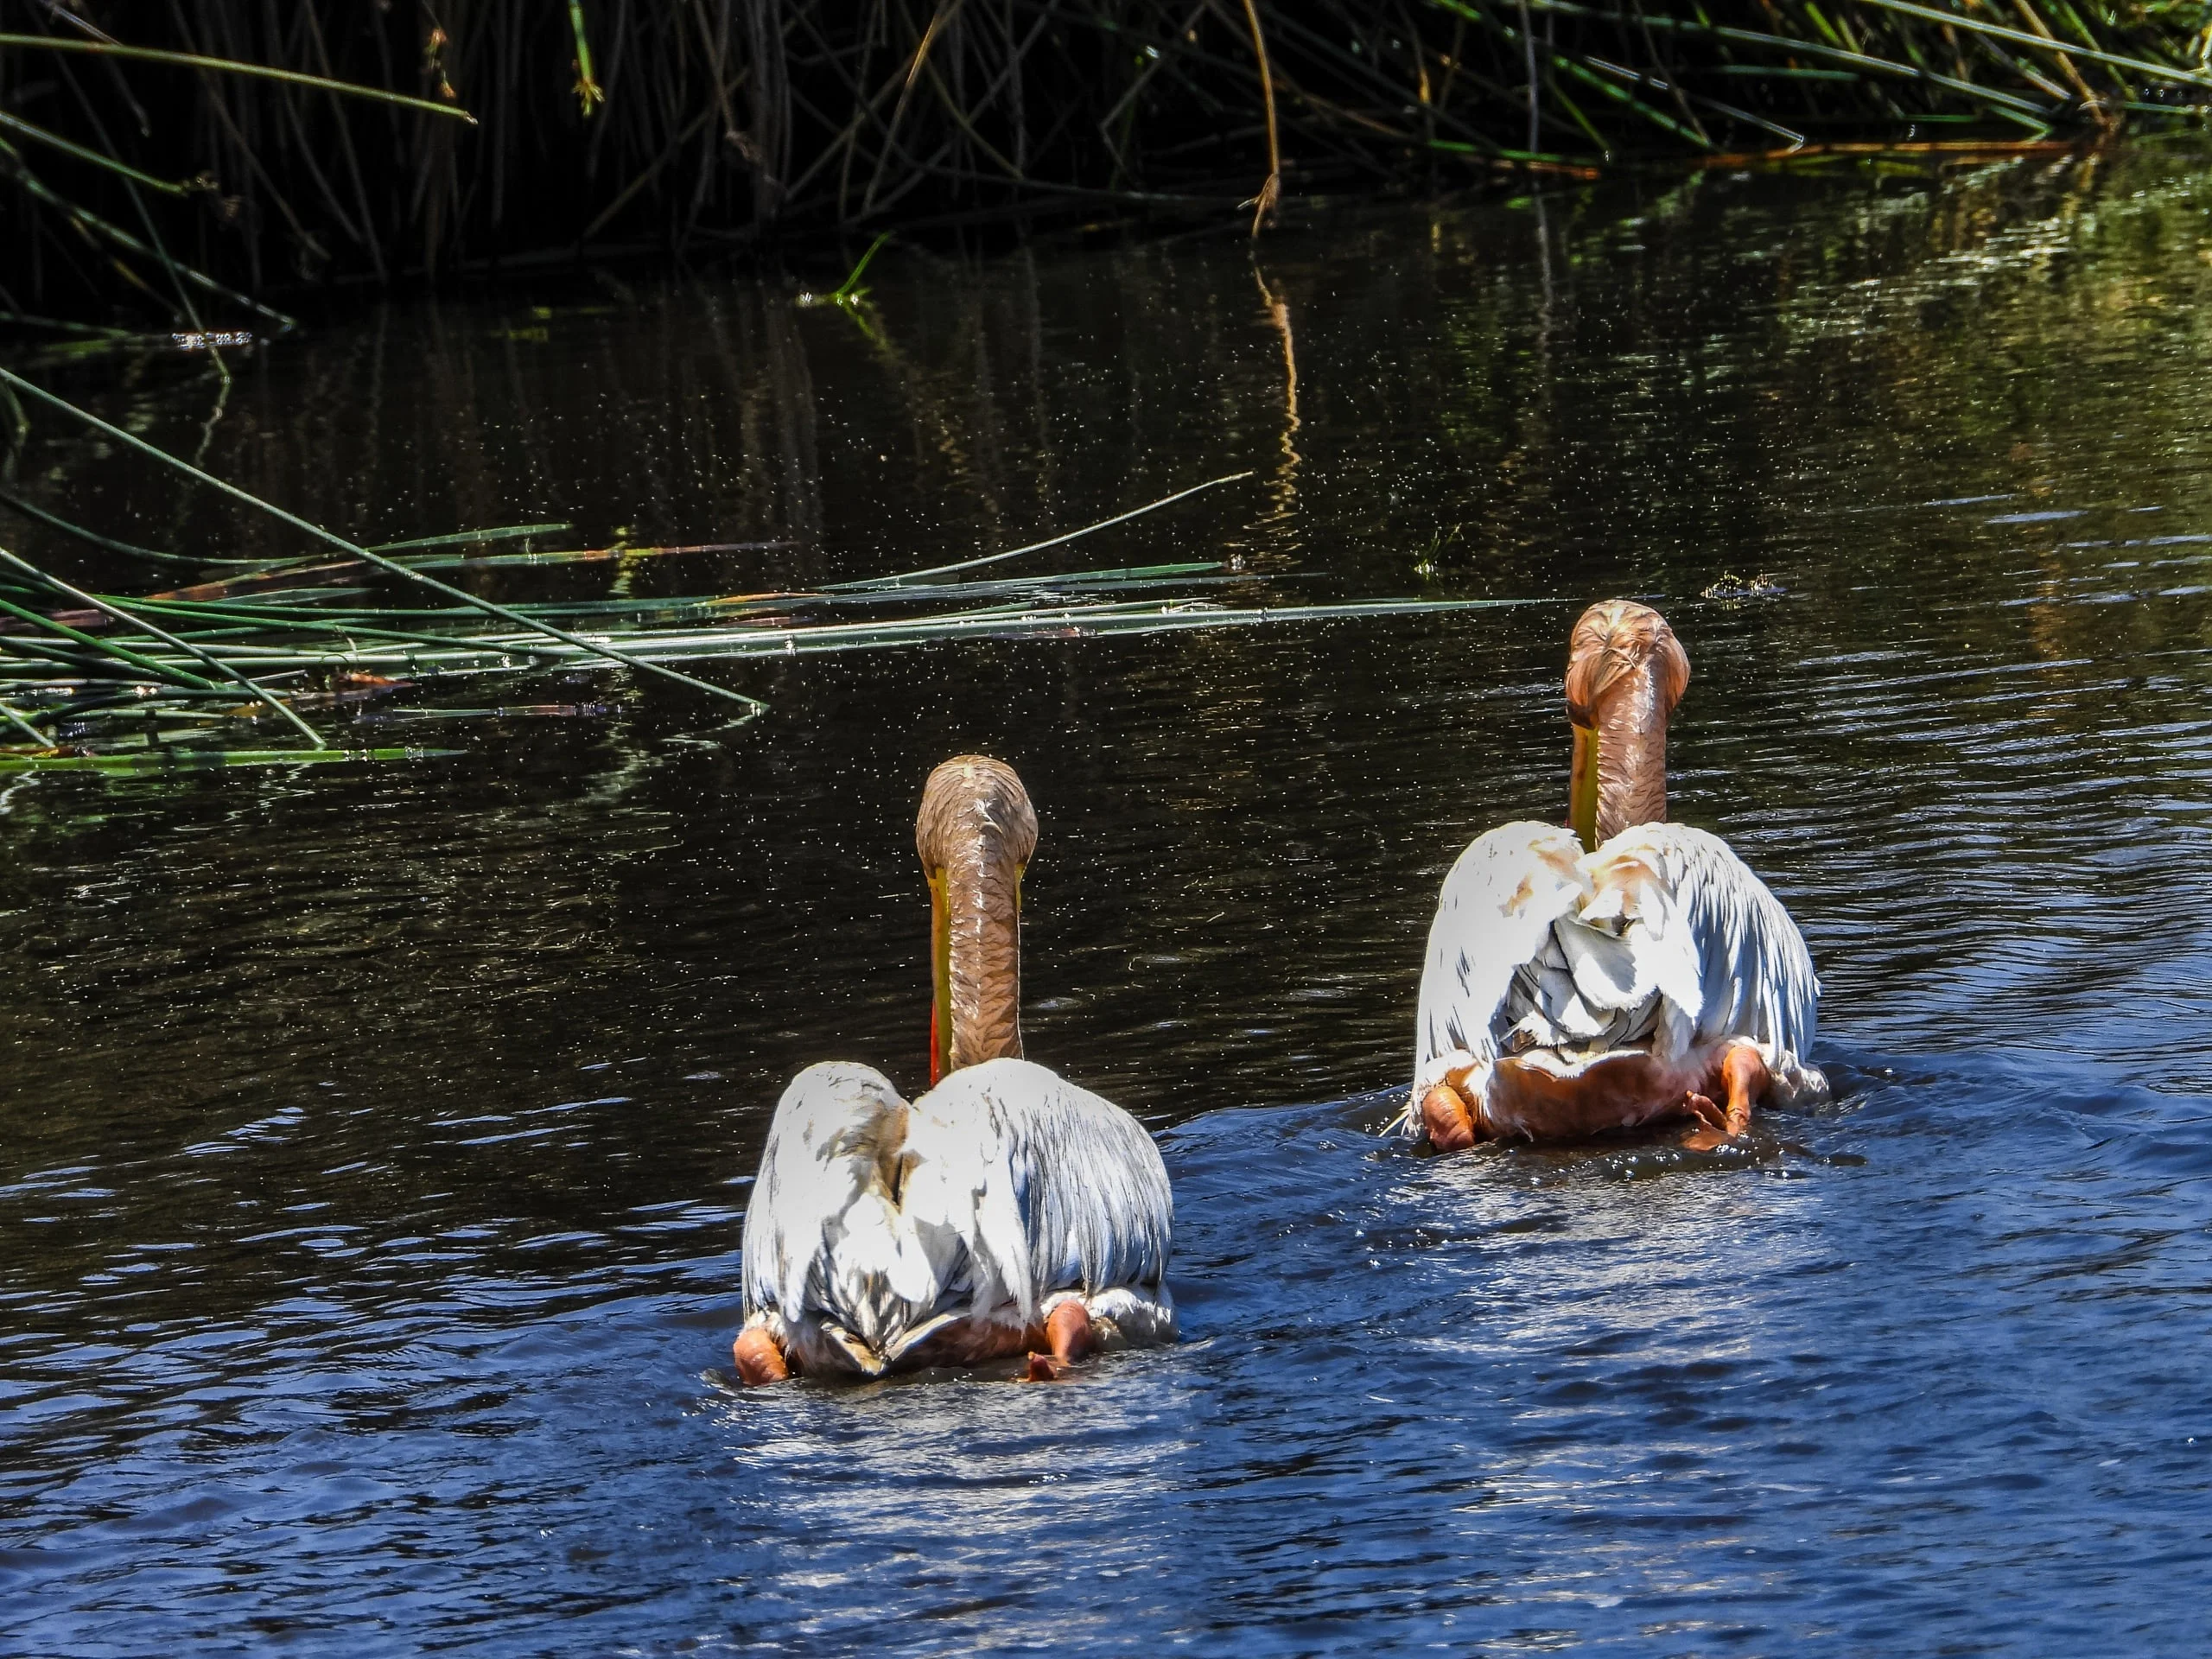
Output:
top-left (0, 383), bottom-right (1498, 771)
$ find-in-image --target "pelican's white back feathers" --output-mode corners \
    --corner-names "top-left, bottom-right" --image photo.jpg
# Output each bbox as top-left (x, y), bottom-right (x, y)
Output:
top-left (742, 1058), bottom-right (1173, 1373)
top-left (1408, 820), bottom-right (1822, 1128)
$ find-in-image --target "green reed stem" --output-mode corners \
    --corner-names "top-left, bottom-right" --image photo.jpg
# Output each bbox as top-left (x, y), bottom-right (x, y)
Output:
top-left (830, 232), bottom-right (893, 304)
top-left (0, 633), bottom-right (156, 677)
top-left (567, 1), bottom-right (605, 114)
top-left (1551, 52), bottom-right (1713, 145)
top-left (0, 546), bottom-right (326, 742)
top-left (119, 594), bottom-right (550, 656)
top-left (0, 312), bottom-right (140, 338)
top-left (0, 108), bottom-right (192, 194)
top-left (0, 747), bottom-right (456, 773)
top-left (0, 35), bottom-right (480, 123)
top-left (1510, 1), bottom-right (2057, 116)
top-left (367, 523), bottom-right (575, 552)
top-left (0, 488), bottom-right (263, 567)
top-left (837, 469), bottom-right (1256, 589)
top-left (0, 696), bottom-right (51, 743)
top-left (1852, 0), bottom-right (2212, 86)
top-left (0, 588), bottom-right (216, 685)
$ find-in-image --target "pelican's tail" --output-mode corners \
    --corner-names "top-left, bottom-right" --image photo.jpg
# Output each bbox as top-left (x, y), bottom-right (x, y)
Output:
top-left (815, 1322), bottom-right (887, 1376)
top-left (809, 1181), bottom-right (952, 1357)
top-left (770, 1199), bottom-right (969, 1378)
top-left (817, 1307), bottom-right (965, 1376)
top-left (879, 1310), bottom-right (968, 1365)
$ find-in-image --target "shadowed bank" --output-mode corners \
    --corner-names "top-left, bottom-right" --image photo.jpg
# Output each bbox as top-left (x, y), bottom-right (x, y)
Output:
top-left (2, 0), bottom-right (2209, 319)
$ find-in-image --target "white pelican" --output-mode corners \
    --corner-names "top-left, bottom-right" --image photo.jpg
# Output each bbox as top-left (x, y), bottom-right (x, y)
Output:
top-left (1402, 600), bottom-right (1827, 1150)
top-left (733, 755), bottom-right (1176, 1384)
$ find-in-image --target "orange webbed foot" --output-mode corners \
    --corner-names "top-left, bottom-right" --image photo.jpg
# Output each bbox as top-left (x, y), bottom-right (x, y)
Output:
top-left (1046, 1299), bottom-right (1096, 1363)
top-left (1680, 1090), bottom-right (1730, 1152)
top-left (1719, 1043), bottom-right (1768, 1136)
top-left (1421, 1080), bottom-right (1482, 1152)
top-left (1022, 1300), bottom-right (1096, 1381)
top-left (734, 1325), bottom-right (791, 1386)
top-left (1681, 1045), bottom-right (1770, 1150)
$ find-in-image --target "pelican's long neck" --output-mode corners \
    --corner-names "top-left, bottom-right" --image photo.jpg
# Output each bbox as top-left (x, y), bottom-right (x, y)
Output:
top-left (928, 840), bottom-right (1024, 1083)
top-left (1571, 664), bottom-right (1671, 849)
top-left (918, 755), bottom-right (1039, 1086)
top-left (1564, 600), bottom-right (1689, 851)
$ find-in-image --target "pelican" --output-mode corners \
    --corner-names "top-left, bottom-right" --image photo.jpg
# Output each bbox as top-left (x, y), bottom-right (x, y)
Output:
top-left (1402, 600), bottom-right (1827, 1150)
top-left (733, 755), bottom-right (1175, 1384)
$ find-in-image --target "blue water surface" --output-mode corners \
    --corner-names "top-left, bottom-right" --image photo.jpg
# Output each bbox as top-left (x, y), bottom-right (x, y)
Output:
top-left (7, 148), bottom-right (2212, 1654)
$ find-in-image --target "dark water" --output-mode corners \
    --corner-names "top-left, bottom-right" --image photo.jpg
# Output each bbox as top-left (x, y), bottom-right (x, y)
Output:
top-left (7, 146), bottom-right (2212, 1654)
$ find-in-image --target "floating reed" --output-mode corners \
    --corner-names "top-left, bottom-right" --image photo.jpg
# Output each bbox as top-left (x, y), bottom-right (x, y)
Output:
top-left (0, 375), bottom-right (1514, 771)
top-left (3, 2), bottom-right (2208, 318)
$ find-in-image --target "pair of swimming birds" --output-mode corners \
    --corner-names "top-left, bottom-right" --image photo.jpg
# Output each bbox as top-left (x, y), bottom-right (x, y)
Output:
top-left (734, 600), bottom-right (1825, 1386)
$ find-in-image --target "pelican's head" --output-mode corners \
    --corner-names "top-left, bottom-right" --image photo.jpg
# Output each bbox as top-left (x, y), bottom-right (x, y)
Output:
top-left (916, 754), bottom-right (1039, 1085)
top-left (1564, 600), bottom-right (1691, 850)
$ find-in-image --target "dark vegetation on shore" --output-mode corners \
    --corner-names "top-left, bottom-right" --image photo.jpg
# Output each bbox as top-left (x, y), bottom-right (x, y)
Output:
top-left (3, 0), bottom-right (2209, 322)
top-left (0, 3), bottom-right (2205, 768)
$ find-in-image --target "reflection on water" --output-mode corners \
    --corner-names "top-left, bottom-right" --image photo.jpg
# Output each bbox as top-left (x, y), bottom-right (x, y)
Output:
top-left (5, 146), bottom-right (2212, 1653)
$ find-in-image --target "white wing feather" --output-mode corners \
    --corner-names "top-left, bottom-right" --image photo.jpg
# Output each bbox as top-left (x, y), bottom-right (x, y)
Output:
top-left (741, 1061), bottom-right (941, 1358)
top-left (1413, 821), bottom-right (1591, 1082)
top-left (899, 1058), bottom-right (1173, 1326)
top-left (1585, 823), bottom-right (1819, 1059)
